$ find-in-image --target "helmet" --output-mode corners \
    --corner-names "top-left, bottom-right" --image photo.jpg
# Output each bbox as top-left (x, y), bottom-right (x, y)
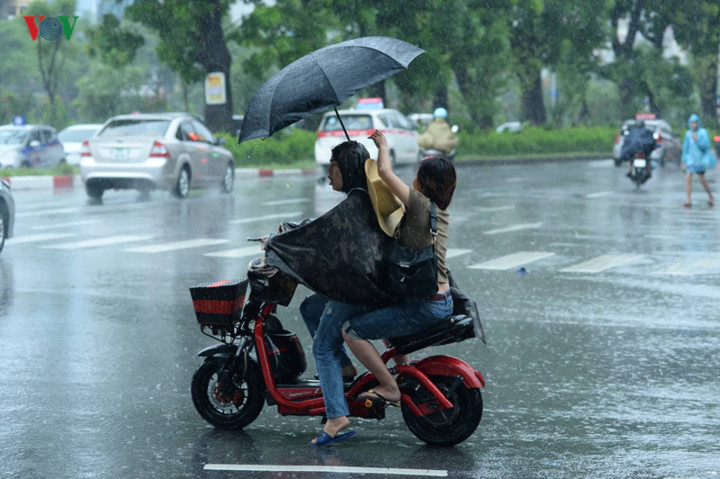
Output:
top-left (635, 118), bottom-right (645, 128)
top-left (433, 107), bottom-right (448, 118)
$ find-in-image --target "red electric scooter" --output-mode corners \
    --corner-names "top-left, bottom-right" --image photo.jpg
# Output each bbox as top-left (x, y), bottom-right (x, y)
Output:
top-left (190, 259), bottom-right (485, 446)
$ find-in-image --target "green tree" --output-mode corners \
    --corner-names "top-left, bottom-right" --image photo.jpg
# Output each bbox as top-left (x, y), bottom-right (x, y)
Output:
top-left (126, 0), bottom-right (235, 132)
top-left (25, 0), bottom-right (79, 127)
top-left (673, 0), bottom-right (720, 125)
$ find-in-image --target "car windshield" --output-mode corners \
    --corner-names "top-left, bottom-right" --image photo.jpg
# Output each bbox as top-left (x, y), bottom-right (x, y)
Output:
top-left (97, 119), bottom-right (170, 137)
top-left (321, 115), bottom-right (373, 131)
top-left (59, 128), bottom-right (99, 143)
top-left (0, 129), bottom-right (28, 145)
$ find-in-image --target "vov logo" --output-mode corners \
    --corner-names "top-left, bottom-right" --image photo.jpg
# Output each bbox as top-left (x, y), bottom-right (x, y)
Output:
top-left (23, 16), bottom-right (79, 41)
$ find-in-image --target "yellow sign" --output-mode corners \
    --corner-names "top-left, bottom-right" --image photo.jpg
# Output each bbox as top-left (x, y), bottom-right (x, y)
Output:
top-left (205, 72), bottom-right (226, 105)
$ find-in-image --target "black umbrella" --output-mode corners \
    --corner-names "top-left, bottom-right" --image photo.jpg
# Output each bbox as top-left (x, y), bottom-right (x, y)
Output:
top-left (238, 36), bottom-right (424, 144)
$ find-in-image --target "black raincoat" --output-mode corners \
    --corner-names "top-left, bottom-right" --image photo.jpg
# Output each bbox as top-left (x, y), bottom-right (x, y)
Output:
top-left (265, 189), bottom-right (395, 306)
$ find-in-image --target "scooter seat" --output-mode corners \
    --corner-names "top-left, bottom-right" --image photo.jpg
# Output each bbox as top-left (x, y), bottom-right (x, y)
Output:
top-left (388, 315), bottom-right (474, 354)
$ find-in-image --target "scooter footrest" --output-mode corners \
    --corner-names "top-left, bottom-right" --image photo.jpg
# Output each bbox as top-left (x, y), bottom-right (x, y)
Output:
top-left (388, 315), bottom-right (474, 354)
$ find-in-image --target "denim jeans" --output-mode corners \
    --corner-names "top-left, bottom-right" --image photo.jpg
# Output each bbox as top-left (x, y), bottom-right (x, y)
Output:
top-left (344, 293), bottom-right (453, 340)
top-left (299, 294), bottom-right (353, 369)
top-left (313, 301), bottom-right (373, 418)
top-left (312, 293), bottom-right (453, 418)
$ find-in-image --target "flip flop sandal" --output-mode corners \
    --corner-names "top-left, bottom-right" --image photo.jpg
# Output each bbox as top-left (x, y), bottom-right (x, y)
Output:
top-left (360, 389), bottom-right (401, 408)
top-left (309, 430), bottom-right (356, 447)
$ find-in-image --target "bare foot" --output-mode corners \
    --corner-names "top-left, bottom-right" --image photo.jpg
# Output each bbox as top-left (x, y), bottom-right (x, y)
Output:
top-left (310, 416), bottom-right (350, 445)
top-left (359, 384), bottom-right (401, 403)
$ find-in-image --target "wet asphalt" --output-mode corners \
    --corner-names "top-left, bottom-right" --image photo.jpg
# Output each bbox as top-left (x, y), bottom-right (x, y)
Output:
top-left (0, 159), bottom-right (719, 478)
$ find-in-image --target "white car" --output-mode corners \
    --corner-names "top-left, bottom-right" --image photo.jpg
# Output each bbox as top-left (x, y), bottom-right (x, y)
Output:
top-left (58, 124), bottom-right (103, 166)
top-left (0, 124), bottom-right (65, 169)
top-left (314, 108), bottom-right (420, 170)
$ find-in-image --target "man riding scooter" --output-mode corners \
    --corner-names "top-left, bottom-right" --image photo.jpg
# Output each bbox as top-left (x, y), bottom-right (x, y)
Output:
top-left (417, 107), bottom-right (458, 160)
top-left (621, 118), bottom-right (658, 179)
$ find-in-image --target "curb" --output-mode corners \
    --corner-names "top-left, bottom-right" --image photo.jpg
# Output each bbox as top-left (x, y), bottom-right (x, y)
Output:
top-left (1, 158), bottom-right (611, 191)
top-left (2, 168), bottom-right (322, 191)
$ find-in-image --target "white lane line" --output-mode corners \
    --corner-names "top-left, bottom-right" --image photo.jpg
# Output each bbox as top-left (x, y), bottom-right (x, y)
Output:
top-left (32, 220), bottom-right (102, 230)
top-left (204, 464), bottom-right (447, 477)
top-left (124, 238), bottom-right (229, 253)
top-left (476, 205), bottom-right (515, 212)
top-left (560, 254), bottom-right (643, 273)
top-left (483, 222), bottom-right (542, 235)
top-left (468, 251), bottom-right (555, 270)
top-left (584, 191), bottom-right (612, 199)
top-left (42, 235), bottom-right (154, 250)
top-left (205, 245), bottom-right (262, 258)
top-left (262, 199), bottom-right (310, 206)
top-left (229, 212), bottom-right (302, 224)
top-left (16, 207), bottom-right (81, 218)
top-left (655, 257), bottom-right (720, 275)
top-left (7, 233), bottom-right (76, 244)
top-left (446, 248), bottom-right (472, 259)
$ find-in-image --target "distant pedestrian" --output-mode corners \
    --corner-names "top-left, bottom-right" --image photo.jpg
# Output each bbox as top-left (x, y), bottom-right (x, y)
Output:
top-left (681, 114), bottom-right (715, 208)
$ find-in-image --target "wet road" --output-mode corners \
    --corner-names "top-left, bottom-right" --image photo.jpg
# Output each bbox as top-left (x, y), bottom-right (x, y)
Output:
top-left (1, 160), bottom-right (719, 478)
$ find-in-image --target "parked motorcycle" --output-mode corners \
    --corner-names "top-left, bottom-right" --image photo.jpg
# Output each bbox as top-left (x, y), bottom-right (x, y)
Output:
top-left (189, 258), bottom-right (485, 446)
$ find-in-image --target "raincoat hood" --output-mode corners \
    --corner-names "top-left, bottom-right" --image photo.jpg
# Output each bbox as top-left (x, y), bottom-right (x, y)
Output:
top-left (688, 114), bottom-right (701, 128)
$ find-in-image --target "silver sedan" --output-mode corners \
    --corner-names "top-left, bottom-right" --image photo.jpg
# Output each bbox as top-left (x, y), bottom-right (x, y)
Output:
top-left (80, 113), bottom-right (235, 200)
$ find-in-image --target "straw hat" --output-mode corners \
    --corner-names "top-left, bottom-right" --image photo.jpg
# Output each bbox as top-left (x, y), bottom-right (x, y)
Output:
top-left (364, 159), bottom-right (405, 237)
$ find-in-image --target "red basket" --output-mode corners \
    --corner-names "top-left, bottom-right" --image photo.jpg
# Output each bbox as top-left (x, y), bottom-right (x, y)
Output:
top-left (190, 279), bottom-right (248, 328)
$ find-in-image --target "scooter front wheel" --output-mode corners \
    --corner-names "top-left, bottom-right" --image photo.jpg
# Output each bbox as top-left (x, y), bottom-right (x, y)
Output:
top-left (401, 375), bottom-right (482, 446)
top-left (191, 357), bottom-right (264, 429)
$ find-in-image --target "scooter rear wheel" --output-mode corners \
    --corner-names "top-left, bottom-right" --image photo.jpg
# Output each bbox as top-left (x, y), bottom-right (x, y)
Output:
top-left (401, 375), bottom-right (482, 446)
top-left (191, 357), bottom-right (264, 429)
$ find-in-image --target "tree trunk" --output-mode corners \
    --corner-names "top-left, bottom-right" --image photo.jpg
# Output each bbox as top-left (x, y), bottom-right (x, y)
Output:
top-left (519, 69), bottom-right (546, 125)
top-left (197, 0), bottom-right (233, 133)
top-left (433, 84), bottom-right (448, 111)
top-left (698, 57), bottom-right (719, 125)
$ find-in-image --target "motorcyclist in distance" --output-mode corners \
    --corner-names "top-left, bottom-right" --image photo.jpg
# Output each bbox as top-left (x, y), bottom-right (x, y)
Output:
top-left (417, 107), bottom-right (458, 158)
top-left (620, 118), bottom-right (657, 177)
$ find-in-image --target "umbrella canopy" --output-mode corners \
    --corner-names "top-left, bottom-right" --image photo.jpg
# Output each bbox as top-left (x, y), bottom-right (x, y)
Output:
top-left (238, 36), bottom-right (424, 144)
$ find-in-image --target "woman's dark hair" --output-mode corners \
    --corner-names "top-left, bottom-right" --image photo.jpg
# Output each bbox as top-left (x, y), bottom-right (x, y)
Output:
top-left (416, 156), bottom-right (456, 210)
top-left (331, 141), bottom-right (369, 192)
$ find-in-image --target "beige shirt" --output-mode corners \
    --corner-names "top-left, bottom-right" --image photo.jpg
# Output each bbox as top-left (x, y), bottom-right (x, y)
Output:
top-left (398, 189), bottom-right (450, 283)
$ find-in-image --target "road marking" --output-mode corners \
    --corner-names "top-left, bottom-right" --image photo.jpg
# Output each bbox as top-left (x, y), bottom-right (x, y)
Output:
top-left (262, 199), bottom-right (310, 206)
top-left (560, 254), bottom-right (643, 273)
top-left (124, 238), bottom-right (229, 253)
top-left (203, 464), bottom-right (447, 477)
top-left (7, 233), bottom-right (76, 244)
top-left (483, 222), bottom-right (542, 235)
top-left (229, 212), bottom-right (302, 224)
top-left (446, 248), bottom-right (472, 259)
top-left (476, 205), bottom-right (515, 212)
top-left (468, 251), bottom-right (555, 270)
top-left (16, 207), bottom-right (81, 218)
top-left (204, 245), bottom-right (262, 258)
top-left (42, 235), bottom-right (154, 250)
top-left (655, 257), bottom-right (720, 275)
top-left (584, 191), bottom-right (612, 198)
top-left (32, 220), bottom-right (102, 230)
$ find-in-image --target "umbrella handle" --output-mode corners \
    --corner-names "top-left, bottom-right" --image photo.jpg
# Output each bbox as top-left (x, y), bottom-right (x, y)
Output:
top-left (334, 107), bottom-right (351, 142)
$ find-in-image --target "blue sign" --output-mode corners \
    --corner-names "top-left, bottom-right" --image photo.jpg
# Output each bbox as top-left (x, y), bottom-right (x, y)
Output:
top-left (12, 116), bottom-right (26, 126)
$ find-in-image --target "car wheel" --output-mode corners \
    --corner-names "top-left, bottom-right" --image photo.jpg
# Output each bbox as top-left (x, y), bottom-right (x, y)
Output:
top-left (86, 183), bottom-right (104, 200)
top-left (614, 158), bottom-right (622, 167)
top-left (221, 162), bottom-right (234, 194)
top-left (21, 160), bottom-right (30, 168)
top-left (659, 151), bottom-right (666, 167)
top-left (174, 166), bottom-right (191, 199)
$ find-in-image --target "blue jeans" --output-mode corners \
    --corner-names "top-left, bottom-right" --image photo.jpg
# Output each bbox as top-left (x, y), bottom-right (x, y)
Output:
top-left (344, 293), bottom-right (453, 340)
top-left (313, 301), bottom-right (373, 418)
top-left (312, 293), bottom-right (453, 418)
top-left (300, 294), bottom-right (353, 369)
